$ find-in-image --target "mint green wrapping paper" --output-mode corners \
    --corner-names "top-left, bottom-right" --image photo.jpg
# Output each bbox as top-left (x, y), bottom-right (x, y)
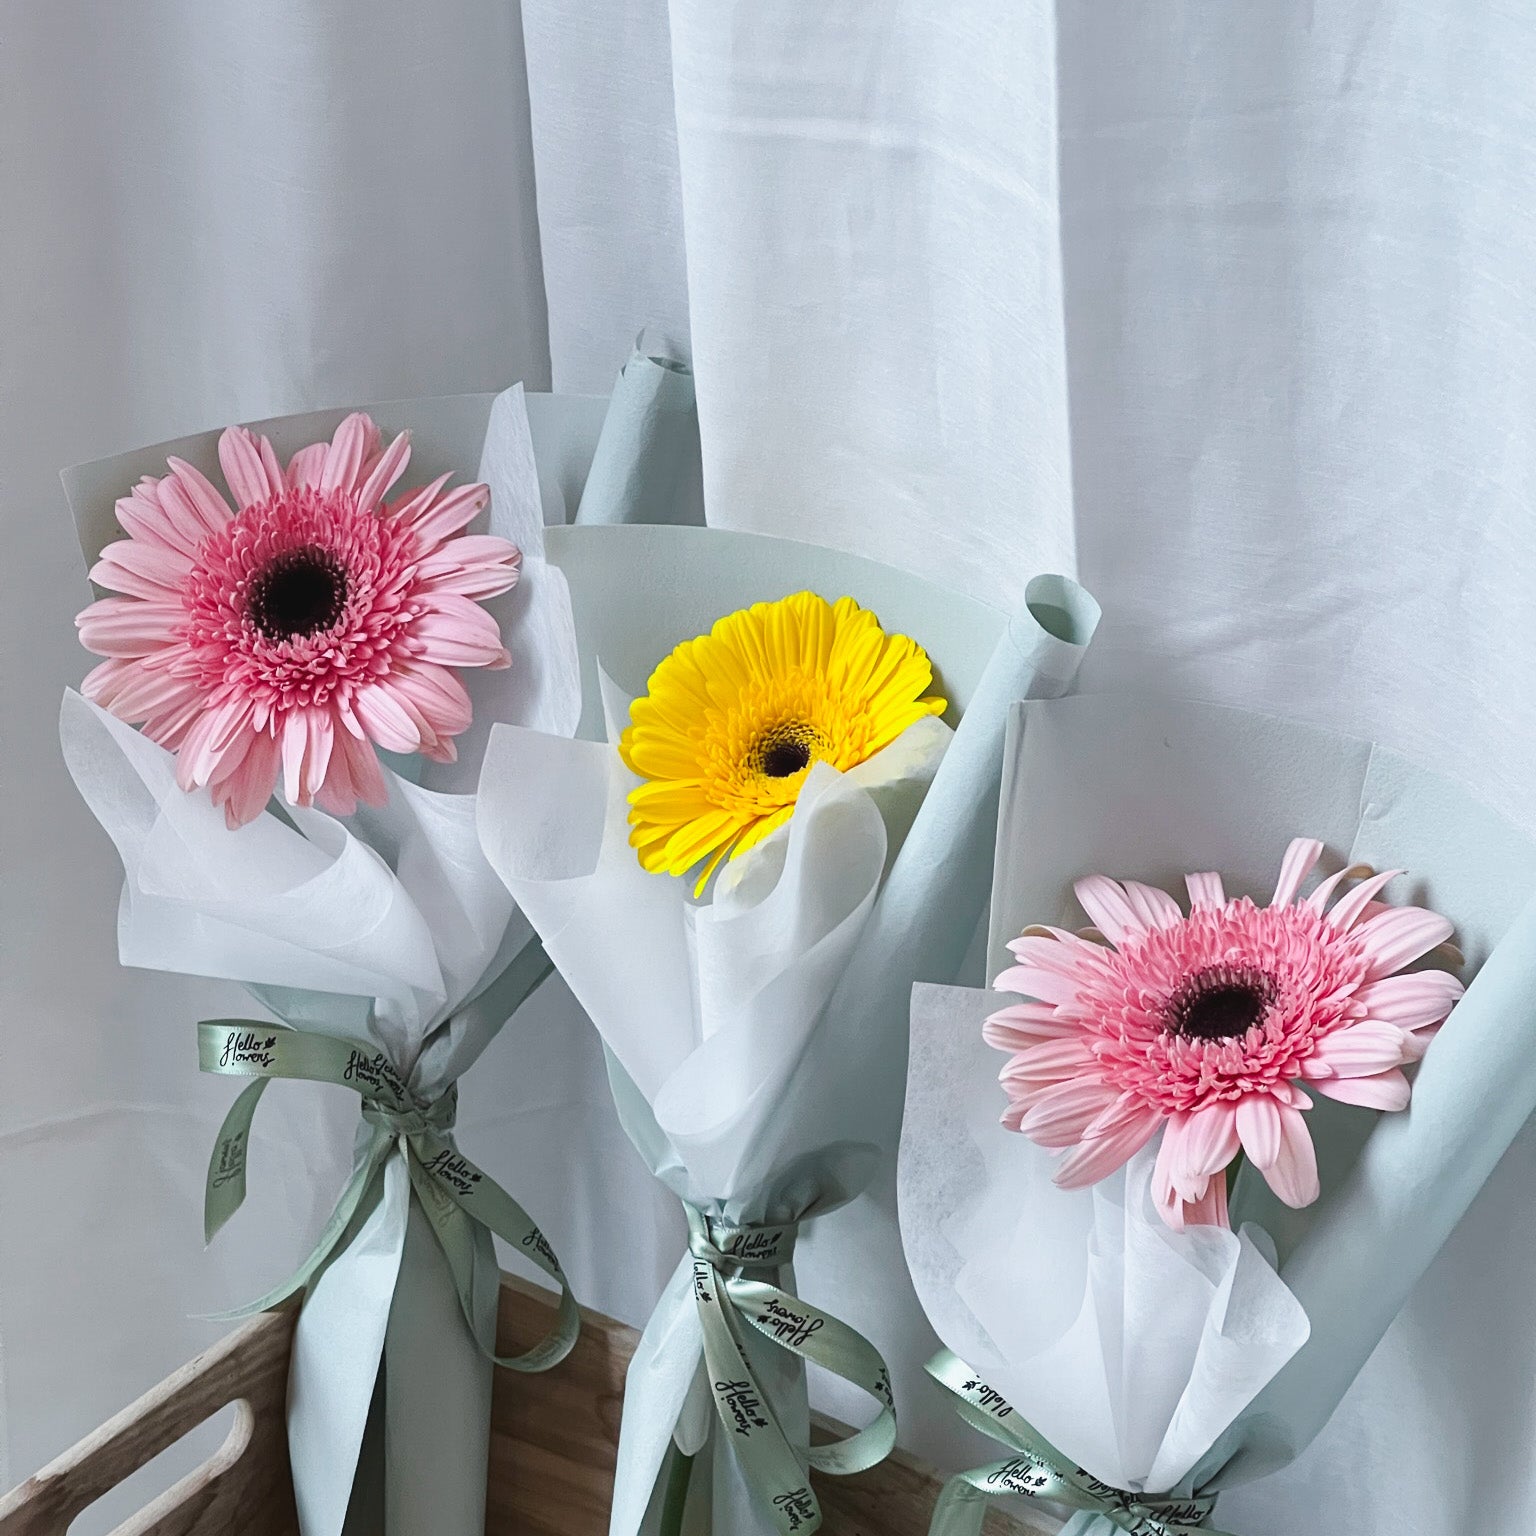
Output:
top-left (475, 524), bottom-right (1098, 1536)
top-left (901, 694), bottom-right (1536, 1536)
top-left (574, 338), bottom-right (704, 527)
top-left (58, 385), bottom-right (597, 1536)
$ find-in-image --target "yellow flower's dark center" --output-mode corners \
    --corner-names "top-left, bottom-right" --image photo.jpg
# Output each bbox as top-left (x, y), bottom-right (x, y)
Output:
top-left (751, 721), bottom-right (820, 778)
top-left (1167, 965), bottom-right (1275, 1041)
top-left (248, 545), bottom-right (349, 640)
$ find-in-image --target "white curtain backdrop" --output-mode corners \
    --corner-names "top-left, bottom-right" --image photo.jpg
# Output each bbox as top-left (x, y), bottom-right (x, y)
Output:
top-left (5, 2), bottom-right (1536, 1532)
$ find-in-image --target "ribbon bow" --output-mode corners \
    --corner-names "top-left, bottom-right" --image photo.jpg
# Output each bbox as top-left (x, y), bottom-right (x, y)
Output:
top-left (683, 1205), bottom-right (897, 1535)
top-left (925, 1350), bottom-right (1233, 1536)
top-left (198, 1018), bottom-right (579, 1374)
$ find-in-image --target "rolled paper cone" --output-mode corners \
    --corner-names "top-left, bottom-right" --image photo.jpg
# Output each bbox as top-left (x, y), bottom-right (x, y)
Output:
top-left (826, 574), bottom-right (1102, 1099)
top-left (574, 339), bottom-right (705, 526)
top-left (1206, 880), bottom-right (1536, 1485)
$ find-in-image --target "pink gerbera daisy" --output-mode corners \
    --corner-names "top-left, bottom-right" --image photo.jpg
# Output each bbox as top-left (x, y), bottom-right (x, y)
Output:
top-left (985, 838), bottom-right (1464, 1230)
top-left (77, 412), bottom-right (520, 828)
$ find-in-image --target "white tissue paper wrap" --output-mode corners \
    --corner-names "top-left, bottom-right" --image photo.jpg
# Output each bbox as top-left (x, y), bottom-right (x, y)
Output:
top-left (476, 524), bottom-right (1100, 1536)
top-left (58, 385), bottom-right (580, 1536)
top-left (900, 694), bottom-right (1536, 1536)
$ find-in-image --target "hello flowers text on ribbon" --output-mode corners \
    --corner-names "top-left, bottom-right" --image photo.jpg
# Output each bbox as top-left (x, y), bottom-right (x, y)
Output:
top-left (197, 1019), bottom-right (579, 1373)
top-left (925, 1350), bottom-right (1232, 1536)
top-left (683, 1205), bottom-right (896, 1535)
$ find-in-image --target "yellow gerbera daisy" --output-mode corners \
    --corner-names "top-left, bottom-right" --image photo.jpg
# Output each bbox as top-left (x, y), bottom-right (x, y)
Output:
top-left (619, 591), bottom-right (947, 894)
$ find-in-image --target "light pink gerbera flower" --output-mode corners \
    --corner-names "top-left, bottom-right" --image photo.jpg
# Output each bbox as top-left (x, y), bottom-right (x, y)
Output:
top-left (985, 838), bottom-right (1464, 1230)
top-left (77, 412), bottom-right (520, 828)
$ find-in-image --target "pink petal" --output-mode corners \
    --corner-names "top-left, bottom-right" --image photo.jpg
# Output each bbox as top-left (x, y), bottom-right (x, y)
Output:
top-left (1263, 1106), bottom-right (1320, 1209)
top-left (1169, 1101), bottom-right (1241, 1193)
top-left (417, 536), bottom-right (522, 599)
top-left (992, 965), bottom-right (1083, 1006)
top-left (1119, 880), bottom-right (1184, 932)
top-left (1270, 838), bottom-right (1324, 907)
top-left (1235, 1094), bottom-right (1283, 1169)
top-left (89, 540), bottom-right (193, 600)
top-left (1304, 1021), bottom-right (1412, 1079)
top-left (320, 413), bottom-right (379, 494)
top-left (1356, 906), bottom-right (1456, 980)
top-left (388, 662), bottom-right (473, 739)
top-left (210, 729), bottom-right (281, 829)
top-left (394, 481), bottom-right (490, 545)
top-left (356, 429), bottom-right (413, 508)
top-left (1305, 863), bottom-right (1369, 914)
top-left (1183, 1171), bottom-right (1230, 1229)
top-left (352, 682), bottom-right (426, 754)
top-left (1000, 1038), bottom-right (1097, 1086)
top-left (1052, 1107), bottom-right (1161, 1189)
top-left (281, 709), bottom-right (334, 806)
top-left (218, 426), bottom-right (284, 510)
top-left (1073, 875), bottom-right (1145, 946)
top-left (1013, 1078), bottom-right (1117, 1148)
top-left (315, 727), bottom-right (388, 815)
top-left (411, 597), bottom-right (511, 669)
top-left (1185, 871), bottom-right (1224, 908)
top-left (1354, 971), bottom-right (1464, 1028)
top-left (1314, 1069), bottom-right (1411, 1112)
top-left (287, 442), bottom-right (329, 490)
top-left (77, 597), bottom-right (184, 657)
top-left (1325, 869), bottom-right (1403, 932)
top-left (982, 1006), bottom-right (1080, 1051)
top-left (162, 457), bottom-right (236, 536)
top-left (113, 482), bottom-right (200, 557)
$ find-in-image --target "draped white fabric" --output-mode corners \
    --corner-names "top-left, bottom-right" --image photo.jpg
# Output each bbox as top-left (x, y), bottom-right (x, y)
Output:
top-left (4, 2), bottom-right (1536, 1532)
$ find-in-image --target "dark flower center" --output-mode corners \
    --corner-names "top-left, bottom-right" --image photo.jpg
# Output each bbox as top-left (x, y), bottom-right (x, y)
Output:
top-left (753, 723), bottom-right (817, 778)
top-left (1167, 966), bottom-right (1275, 1041)
top-left (248, 546), bottom-right (349, 640)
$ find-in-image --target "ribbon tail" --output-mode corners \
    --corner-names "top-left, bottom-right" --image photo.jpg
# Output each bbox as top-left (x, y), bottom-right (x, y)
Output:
top-left (198, 1132), bottom-right (393, 1322)
top-left (926, 1473), bottom-right (995, 1536)
top-left (729, 1277), bottom-right (897, 1478)
top-left (407, 1134), bottom-right (580, 1373)
top-left (203, 1077), bottom-right (269, 1244)
top-left (694, 1262), bottom-right (821, 1536)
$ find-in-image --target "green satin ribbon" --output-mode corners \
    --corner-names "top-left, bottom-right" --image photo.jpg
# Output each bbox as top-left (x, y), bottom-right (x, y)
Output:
top-left (925, 1350), bottom-right (1233, 1536)
top-left (684, 1205), bottom-right (897, 1535)
top-left (198, 1016), bottom-right (579, 1374)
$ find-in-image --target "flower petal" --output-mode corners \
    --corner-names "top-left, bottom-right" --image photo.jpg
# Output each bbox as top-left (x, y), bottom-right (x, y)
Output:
top-left (356, 428), bottom-right (412, 508)
top-left (1052, 1106), bottom-right (1161, 1189)
top-left (1185, 871), bottom-right (1224, 909)
top-left (1314, 1069), bottom-right (1411, 1111)
top-left (1120, 880), bottom-right (1185, 932)
top-left (1270, 838), bottom-right (1324, 907)
top-left (1325, 868), bottom-right (1403, 931)
top-left (1016, 1078), bottom-right (1118, 1148)
top-left (1305, 1021), bottom-right (1413, 1078)
top-left (320, 413), bottom-right (379, 494)
top-left (1234, 1094), bottom-right (1283, 1169)
top-left (1264, 1105), bottom-right (1320, 1209)
top-left (1073, 874), bottom-right (1145, 946)
top-left (1354, 971), bottom-right (1464, 1028)
top-left (218, 426), bottom-right (284, 509)
top-left (1355, 905), bottom-right (1456, 980)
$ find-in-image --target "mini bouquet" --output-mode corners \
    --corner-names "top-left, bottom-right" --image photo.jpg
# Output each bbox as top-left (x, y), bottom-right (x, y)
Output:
top-left (57, 386), bottom-right (588, 1536)
top-left (475, 522), bottom-right (1099, 1536)
top-left (900, 694), bottom-right (1536, 1535)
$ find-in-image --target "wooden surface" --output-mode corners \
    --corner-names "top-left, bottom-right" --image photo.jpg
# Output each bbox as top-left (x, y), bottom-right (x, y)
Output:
top-left (0, 1276), bottom-right (1045, 1535)
top-left (0, 1305), bottom-right (299, 1536)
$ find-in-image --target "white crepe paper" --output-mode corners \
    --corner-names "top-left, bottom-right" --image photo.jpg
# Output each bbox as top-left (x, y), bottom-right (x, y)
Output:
top-left (900, 694), bottom-right (1536, 1534)
top-left (476, 524), bottom-right (1099, 1536)
top-left (58, 385), bottom-right (581, 1536)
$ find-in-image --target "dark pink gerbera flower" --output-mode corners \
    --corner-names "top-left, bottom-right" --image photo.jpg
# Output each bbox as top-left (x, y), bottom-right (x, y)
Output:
top-left (77, 412), bottom-right (520, 827)
top-left (985, 838), bottom-right (1464, 1229)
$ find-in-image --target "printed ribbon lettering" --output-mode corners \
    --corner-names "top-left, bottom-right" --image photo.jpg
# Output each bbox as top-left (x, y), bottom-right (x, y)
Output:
top-left (684, 1205), bottom-right (896, 1536)
top-left (197, 1013), bottom-right (578, 1375)
top-left (925, 1349), bottom-right (1234, 1536)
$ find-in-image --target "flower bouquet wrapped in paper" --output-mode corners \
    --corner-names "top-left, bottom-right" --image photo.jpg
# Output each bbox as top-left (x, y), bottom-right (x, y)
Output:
top-left (475, 523), bottom-right (1099, 1536)
top-left (901, 694), bottom-right (1536, 1535)
top-left (57, 385), bottom-right (594, 1536)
